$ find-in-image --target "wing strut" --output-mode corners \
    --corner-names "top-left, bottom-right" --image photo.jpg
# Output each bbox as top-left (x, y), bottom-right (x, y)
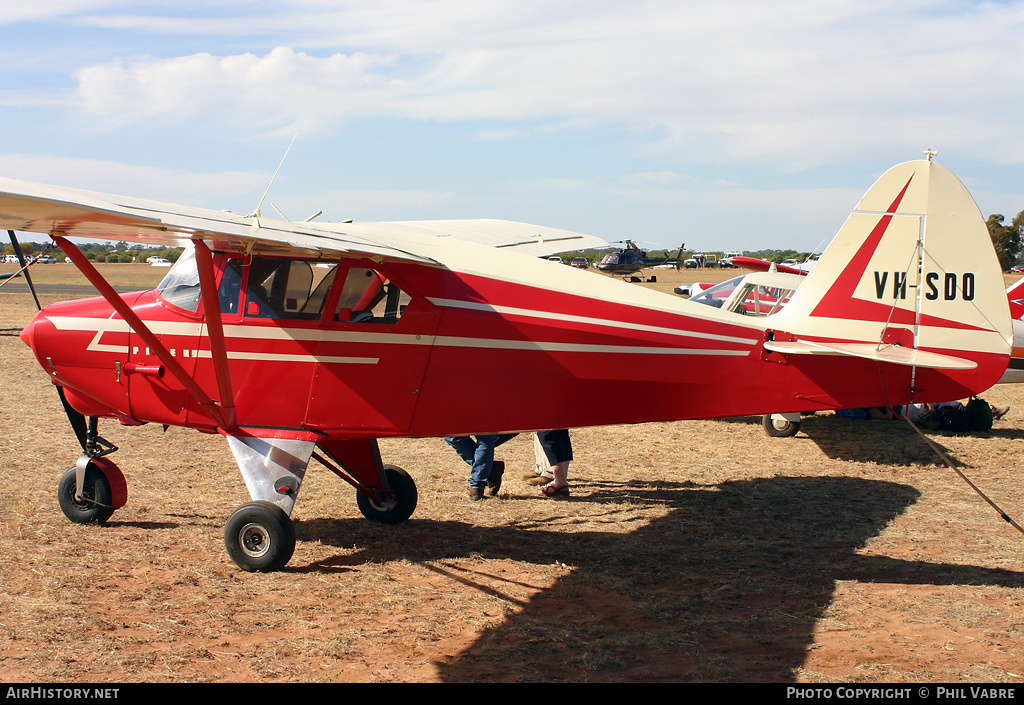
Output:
top-left (6, 230), bottom-right (41, 309)
top-left (55, 236), bottom-right (238, 431)
top-left (193, 239), bottom-right (236, 429)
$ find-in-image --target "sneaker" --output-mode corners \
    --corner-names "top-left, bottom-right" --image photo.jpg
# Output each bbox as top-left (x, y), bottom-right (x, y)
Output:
top-left (486, 461), bottom-right (505, 496)
top-left (993, 405), bottom-right (1010, 420)
top-left (527, 474), bottom-right (553, 486)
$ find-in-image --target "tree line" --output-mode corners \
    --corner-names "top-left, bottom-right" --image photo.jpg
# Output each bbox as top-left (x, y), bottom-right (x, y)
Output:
top-left (987, 210), bottom-right (1024, 271)
top-left (2, 241), bottom-right (184, 263)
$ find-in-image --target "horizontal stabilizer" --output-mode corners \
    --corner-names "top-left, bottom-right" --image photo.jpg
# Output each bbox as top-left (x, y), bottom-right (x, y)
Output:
top-left (764, 339), bottom-right (977, 370)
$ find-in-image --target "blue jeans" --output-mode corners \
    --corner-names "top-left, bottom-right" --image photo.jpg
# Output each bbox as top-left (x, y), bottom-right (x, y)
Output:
top-left (445, 435), bottom-right (497, 489)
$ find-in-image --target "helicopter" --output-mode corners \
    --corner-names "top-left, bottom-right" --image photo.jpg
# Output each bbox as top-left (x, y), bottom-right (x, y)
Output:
top-left (594, 240), bottom-right (684, 280)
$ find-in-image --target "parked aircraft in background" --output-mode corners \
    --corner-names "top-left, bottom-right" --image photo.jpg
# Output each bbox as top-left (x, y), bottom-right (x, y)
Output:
top-left (674, 257), bottom-right (810, 298)
top-left (595, 240), bottom-right (684, 279)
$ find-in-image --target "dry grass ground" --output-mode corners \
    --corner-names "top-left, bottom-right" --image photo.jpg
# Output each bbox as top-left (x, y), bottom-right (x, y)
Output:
top-left (1, 261), bottom-right (1023, 683)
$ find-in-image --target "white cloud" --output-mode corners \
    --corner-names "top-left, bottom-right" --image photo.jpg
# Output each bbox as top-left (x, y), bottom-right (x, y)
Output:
top-left (59, 1), bottom-right (1024, 169)
top-left (0, 153), bottom-right (267, 206)
top-left (0, 1), bottom-right (121, 24)
top-left (74, 47), bottom-right (401, 132)
top-left (3, 0), bottom-right (1024, 252)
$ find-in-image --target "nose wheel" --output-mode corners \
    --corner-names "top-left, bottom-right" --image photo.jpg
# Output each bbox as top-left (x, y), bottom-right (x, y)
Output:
top-left (224, 501), bottom-right (296, 572)
top-left (356, 464), bottom-right (417, 524)
top-left (57, 464), bottom-right (115, 524)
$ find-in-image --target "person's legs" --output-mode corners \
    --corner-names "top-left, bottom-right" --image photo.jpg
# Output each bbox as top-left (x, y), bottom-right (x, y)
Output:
top-left (536, 430), bottom-right (572, 496)
top-left (445, 436), bottom-right (477, 465)
top-left (448, 435), bottom-right (497, 499)
top-left (467, 435), bottom-right (497, 490)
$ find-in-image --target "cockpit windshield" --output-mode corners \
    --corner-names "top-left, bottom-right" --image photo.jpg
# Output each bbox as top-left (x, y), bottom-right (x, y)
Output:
top-left (156, 246), bottom-right (200, 312)
top-left (690, 272), bottom-right (803, 316)
top-left (689, 275), bottom-right (744, 309)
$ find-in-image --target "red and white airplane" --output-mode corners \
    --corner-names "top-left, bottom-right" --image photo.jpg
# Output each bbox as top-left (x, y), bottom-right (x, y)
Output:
top-left (0, 157), bottom-right (1012, 571)
top-left (1006, 277), bottom-right (1024, 320)
top-left (674, 255), bottom-right (810, 298)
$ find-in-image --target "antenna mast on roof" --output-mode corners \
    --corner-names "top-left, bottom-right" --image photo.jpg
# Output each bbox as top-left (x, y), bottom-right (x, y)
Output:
top-left (250, 134), bottom-right (298, 218)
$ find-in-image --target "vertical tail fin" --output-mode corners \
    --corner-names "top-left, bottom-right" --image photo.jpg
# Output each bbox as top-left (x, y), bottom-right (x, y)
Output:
top-left (776, 158), bottom-right (1011, 396)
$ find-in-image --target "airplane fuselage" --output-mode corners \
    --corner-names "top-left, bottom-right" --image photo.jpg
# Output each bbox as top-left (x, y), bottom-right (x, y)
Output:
top-left (21, 247), bottom-right (1007, 444)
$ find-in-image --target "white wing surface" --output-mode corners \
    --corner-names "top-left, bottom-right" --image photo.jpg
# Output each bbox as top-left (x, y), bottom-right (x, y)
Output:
top-left (0, 177), bottom-right (606, 261)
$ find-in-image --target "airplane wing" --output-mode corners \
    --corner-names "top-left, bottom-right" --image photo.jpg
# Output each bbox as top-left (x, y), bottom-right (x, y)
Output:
top-left (0, 177), bottom-right (606, 261)
top-left (730, 256), bottom-right (809, 276)
top-left (326, 219), bottom-right (608, 259)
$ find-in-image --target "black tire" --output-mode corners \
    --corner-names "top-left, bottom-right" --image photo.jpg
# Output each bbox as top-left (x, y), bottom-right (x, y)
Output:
top-left (224, 501), bottom-right (295, 572)
top-left (57, 464), bottom-right (115, 524)
top-left (356, 464), bottom-right (417, 524)
top-left (762, 413), bottom-right (801, 438)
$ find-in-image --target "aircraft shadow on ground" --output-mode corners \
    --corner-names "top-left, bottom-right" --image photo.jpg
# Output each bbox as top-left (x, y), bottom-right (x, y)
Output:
top-left (295, 475), bottom-right (1024, 682)
top-left (772, 413), bottom-right (1005, 465)
top-left (714, 414), bottom-right (949, 464)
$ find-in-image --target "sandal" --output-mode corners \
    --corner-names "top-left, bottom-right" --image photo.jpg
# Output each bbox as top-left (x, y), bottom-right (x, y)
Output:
top-left (536, 483), bottom-right (570, 497)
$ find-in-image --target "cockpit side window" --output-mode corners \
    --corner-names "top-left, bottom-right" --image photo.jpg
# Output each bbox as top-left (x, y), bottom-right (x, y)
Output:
top-left (218, 258), bottom-right (244, 315)
top-left (242, 257), bottom-right (337, 320)
top-left (208, 256), bottom-right (410, 324)
top-left (333, 266), bottom-right (408, 325)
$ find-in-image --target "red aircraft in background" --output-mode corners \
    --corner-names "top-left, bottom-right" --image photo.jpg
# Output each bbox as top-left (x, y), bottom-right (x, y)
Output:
top-left (0, 157), bottom-right (1012, 571)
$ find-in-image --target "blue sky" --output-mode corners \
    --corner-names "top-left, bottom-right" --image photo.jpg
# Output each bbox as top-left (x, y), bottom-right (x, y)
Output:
top-left (2, 0), bottom-right (1024, 253)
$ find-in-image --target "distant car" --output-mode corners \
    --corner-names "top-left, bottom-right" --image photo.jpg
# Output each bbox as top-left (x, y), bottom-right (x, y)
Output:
top-left (720, 251), bottom-right (741, 268)
top-left (36, 255), bottom-right (56, 263)
top-left (683, 258), bottom-right (698, 269)
top-left (547, 256), bottom-right (564, 264)
top-left (1012, 265), bottom-right (1024, 273)
top-left (570, 257), bottom-right (589, 269)
top-left (780, 259), bottom-right (800, 267)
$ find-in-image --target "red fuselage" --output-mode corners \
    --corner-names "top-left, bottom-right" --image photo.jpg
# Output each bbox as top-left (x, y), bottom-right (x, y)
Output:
top-left (20, 250), bottom-right (1006, 442)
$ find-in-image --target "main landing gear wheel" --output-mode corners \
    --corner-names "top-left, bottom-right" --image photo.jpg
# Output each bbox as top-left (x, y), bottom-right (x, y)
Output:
top-left (762, 413), bottom-right (801, 438)
top-left (357, 464), bottom-right (417, 524)
top-left (224, 501), bottom-right (296, 573)
top-left (57, 464), bottom-right (115, 524)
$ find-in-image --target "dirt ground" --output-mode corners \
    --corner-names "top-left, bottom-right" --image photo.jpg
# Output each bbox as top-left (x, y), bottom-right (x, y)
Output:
top-left (1, 262), bottom-right (1023, 683)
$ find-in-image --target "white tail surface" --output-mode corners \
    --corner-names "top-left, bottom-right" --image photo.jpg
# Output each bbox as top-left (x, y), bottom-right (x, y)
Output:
top-left (778, 160), bottom-right (1010, 354)
top-left (770, 159), bottom-right (1011, 398)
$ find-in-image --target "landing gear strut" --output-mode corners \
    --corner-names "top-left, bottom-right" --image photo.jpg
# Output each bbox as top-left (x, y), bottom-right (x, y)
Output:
top-left (56, 410), bottom-right (127, 525)
top-left (222, 437), bottom-right (419, 572)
